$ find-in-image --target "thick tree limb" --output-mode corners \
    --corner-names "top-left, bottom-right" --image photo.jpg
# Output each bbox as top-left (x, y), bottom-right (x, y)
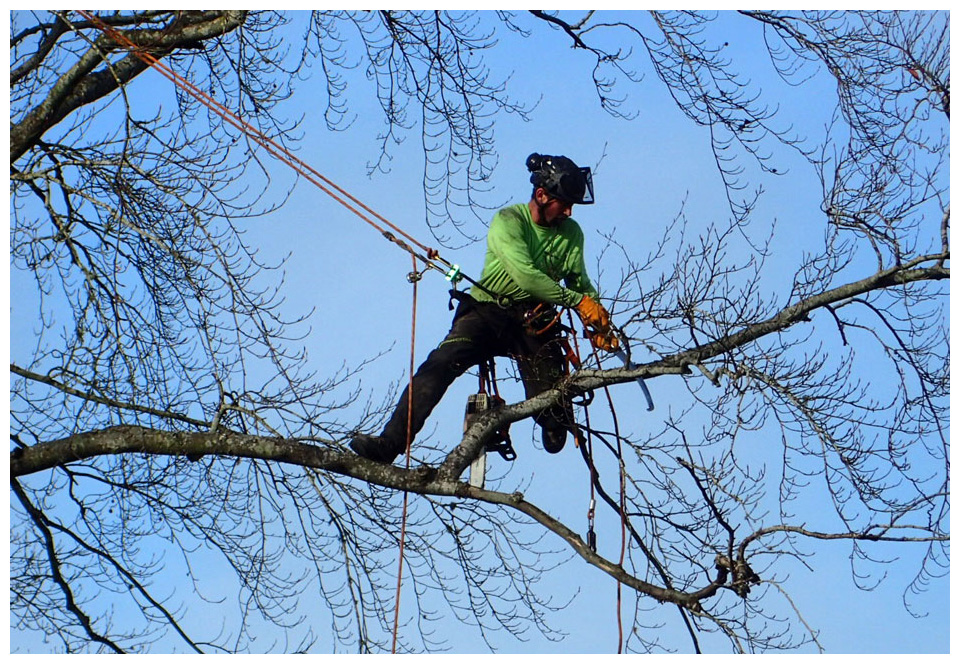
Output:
top-left (9, 423), bottom-right (721, 614)
top-left (13, 255), bottom-right (947, 481)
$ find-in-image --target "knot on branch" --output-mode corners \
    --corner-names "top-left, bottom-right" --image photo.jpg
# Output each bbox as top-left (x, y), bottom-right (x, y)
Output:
top-left (716, 554), bottom-right (761, 598)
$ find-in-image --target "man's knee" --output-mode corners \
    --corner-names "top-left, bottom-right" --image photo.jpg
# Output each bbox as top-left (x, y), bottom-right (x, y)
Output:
top-left (420, 337), bottom-right (480, 378)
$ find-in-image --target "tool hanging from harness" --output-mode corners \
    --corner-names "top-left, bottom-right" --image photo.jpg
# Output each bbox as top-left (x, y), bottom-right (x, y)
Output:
top-left (466, 358), bottom-right (517, 488)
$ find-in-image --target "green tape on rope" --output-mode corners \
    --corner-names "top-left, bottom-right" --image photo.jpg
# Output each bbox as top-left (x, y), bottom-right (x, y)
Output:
top-left (444, 264), bottom-right (463, 284)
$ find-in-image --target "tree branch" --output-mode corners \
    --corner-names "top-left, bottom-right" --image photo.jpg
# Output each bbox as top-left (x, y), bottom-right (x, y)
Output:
top-left (10, 10), bottom-right (247, 163)
top-left (11, 479), bottom-right (125, 653)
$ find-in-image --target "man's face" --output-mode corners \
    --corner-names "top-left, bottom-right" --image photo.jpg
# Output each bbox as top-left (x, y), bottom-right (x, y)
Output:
top-left (535, 188), bottom-right (573, 225)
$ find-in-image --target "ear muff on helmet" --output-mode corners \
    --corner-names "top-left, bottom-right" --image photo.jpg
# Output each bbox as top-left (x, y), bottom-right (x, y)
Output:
top-left (526, 153), bottom-right (595, 205)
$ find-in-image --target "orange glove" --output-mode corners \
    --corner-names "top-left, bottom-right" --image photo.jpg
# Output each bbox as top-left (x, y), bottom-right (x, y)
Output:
top-left (575, 295), bottom-right (611, 332)
top-left (590, 330), bottom-right (620, 352)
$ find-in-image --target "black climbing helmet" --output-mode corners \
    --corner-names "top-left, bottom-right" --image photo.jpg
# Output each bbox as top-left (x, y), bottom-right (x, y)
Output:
top-left (526, 153), bottom-right (595, 205)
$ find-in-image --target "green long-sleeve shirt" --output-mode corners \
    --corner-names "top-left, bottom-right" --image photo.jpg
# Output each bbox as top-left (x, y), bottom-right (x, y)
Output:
top-left (470, 203), bottom-right (599, 308)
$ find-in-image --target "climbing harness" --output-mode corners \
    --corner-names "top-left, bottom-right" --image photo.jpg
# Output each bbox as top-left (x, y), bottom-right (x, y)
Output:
top-left (521, 302), bottom-right (564, 337)
top-left (524, 304), bottom-right (586, 382)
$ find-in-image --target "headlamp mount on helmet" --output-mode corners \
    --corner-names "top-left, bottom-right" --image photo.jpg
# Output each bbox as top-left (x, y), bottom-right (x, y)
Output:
top-left (526, 153), bottom-right (595, 205)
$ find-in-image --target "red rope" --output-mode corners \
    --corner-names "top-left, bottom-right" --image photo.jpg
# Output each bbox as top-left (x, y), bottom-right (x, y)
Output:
top-left (74, 10), bottom-right (441, 264)
top-left (391, 255), bottom-right (420, 652)
top-left (598, 354), bottom-right (628, 654)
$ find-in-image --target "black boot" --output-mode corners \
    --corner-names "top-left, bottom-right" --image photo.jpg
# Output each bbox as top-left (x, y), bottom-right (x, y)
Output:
top-left (541, 425), bottom-right (567, 454)
top-left (350, 434), bottom-right (404, 464)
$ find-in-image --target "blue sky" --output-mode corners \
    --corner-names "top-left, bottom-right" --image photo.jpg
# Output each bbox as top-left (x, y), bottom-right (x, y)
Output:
top-left (8, 10), bottom-right (950, 654)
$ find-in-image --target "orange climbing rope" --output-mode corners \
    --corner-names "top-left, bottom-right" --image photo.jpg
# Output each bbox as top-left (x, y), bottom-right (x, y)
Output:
top-left (391, 255), bottom-right (421, 653)
top-left (74, 10), bottom-right (446, 273)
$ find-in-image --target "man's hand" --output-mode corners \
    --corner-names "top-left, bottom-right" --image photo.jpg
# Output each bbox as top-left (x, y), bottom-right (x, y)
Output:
top-left (576, 295), bottom-right (620, 352)
top-left (590, 330), bottom-right (620, 352)
top-left (575, 295), bottom-right (611, 331)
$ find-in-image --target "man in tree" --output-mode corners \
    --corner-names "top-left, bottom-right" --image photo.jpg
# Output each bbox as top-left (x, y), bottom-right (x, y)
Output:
top-left (351, 153), bottom-right (619, 464)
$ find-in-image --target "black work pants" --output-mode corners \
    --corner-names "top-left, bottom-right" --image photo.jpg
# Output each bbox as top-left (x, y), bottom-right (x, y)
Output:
top-left (379, 295), bottom-right (572, 450)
